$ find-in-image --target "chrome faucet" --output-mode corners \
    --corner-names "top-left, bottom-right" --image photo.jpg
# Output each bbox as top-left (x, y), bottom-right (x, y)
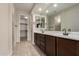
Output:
top-left (62, 28), bottom-right (69, 35)
top-left (40, 29), bottom-right (44, 33)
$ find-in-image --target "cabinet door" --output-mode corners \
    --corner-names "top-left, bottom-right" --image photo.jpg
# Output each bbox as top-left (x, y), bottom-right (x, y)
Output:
top-left (46, 35), bottom-right (55, 56)
top-left (34, 33), bottom-right (37, 45)
top-left (76, 41), bottom-right (79, 56)
top-left (36, 33), bottom-right (41, 47)
top-left (40, 34), bottom-right (46, 53)
top-left (56, 37), bottom-right (63, 56)
top-left (57, 37), bottom-right (76, 56)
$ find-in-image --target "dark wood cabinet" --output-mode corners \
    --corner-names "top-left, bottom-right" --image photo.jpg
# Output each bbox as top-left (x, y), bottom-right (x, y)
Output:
top-left (40, 34), bottom-right (46, 53)
top-left (46, 35), bottom-right (55, 56)
top-left (76, 42), bottom-right (79, 56)
top-left (37, 34), bottom-right (41, 48)
top-left (35, 33), bottom-right (41, 48)
top-left (34, 33), bottom-right (37, 45)
top-left (34, 33), bottom-right (46, 54)
top-left (34, 33), bottom-right (79, 56)
top-left (56, 37), bottom-right (77, 56)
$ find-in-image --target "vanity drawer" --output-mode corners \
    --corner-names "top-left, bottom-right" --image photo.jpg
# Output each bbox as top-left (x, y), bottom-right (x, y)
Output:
top-left (40, 42), bottom-right (46, 47)
top-left (40, 46), bottom-right (46, 53)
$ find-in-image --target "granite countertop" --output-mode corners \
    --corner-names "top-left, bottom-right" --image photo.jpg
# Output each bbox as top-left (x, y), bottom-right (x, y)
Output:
top-left (34, 31), bottom-right (79, 41)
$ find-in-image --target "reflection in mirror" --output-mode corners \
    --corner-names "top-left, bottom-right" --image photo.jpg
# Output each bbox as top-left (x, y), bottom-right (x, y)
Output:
top-left (33, 3), bottom-right (79, 32)
top-left (35, 15), bottom-right (46, 29)
top-left (54, 16), bottom-right (61, 31)
top-left (35, 16), bottom-right (41, 28)
top-left (47, 4), bottom-right (79, 32)
top-left (41, 17), bottom-right (45, 28)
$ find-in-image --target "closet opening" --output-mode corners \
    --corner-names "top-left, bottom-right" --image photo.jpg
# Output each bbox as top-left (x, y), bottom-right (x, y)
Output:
top-left (20, 15), bottom-right (28, 41)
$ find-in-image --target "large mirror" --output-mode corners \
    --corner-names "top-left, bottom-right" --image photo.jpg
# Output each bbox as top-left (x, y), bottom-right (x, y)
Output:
top-left (46, 3), bottom-right (79, 32)
top-left (32, 3), bottom-right (79, 32)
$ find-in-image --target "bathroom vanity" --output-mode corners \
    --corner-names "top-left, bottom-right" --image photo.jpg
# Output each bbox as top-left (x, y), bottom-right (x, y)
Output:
top-left (32, 4), bottom-right (79, 56)
top-left (34, 31), bottom-right (79, 56)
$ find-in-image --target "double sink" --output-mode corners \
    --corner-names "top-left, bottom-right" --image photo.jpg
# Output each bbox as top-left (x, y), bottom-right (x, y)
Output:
top-left (34, 30), bottom-right (79, 41)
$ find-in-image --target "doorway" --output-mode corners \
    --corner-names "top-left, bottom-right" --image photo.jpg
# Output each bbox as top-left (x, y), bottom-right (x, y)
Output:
top-left (20, 15), bottom-right (28, 41)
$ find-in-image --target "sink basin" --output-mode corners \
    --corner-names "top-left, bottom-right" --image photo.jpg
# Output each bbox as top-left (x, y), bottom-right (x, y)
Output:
top-left (63, 33), bottom-right (69, 36)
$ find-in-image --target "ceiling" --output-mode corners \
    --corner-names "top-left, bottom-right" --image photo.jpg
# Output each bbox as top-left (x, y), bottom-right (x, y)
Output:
top-left (14, 3), bottom-right (34, 13)
top-left (14, 3), bottom-right (78, 16)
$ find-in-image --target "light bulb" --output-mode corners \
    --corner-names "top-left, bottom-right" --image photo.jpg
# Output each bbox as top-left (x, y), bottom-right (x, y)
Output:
top-left (46, 10), bottom-right (48, 13)
top-left (38, 8), bottom-right (42, 11)
top-left (53, 4), bottom-right (58, 7)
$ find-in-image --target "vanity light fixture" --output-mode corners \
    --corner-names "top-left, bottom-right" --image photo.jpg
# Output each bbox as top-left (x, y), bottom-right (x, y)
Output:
top-left (38, 8), bottom-right (42, 11)
top-left (25, 16), bottom-right (28, 19)
top-left (57, 16), bottom-right (61, 23)
top-left (53, 4), bottom-right (58, 7)
top-left (58, 18), bottom-right (61, 23)
top-left (46, 10), bottom-right (49, 13)
top-left (55, 16), bottom-right (61, 23)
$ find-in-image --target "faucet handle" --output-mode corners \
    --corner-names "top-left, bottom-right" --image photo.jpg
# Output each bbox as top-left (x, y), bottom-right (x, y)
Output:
top-left (62, 28), bottom-right (66, 31)
top-left (68, 29), bottom-right (71, 32)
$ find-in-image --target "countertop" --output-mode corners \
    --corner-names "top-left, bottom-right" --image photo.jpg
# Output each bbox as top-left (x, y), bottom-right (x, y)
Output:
top-left (34, 31), bottom-right (79, 41)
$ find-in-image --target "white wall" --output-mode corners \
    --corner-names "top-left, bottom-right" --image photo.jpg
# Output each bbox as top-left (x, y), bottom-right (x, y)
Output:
top-left (12, 4), bottom-right (18, 48)
top-left (29, 15), bottom-right (33, 42)
top-left (8, 3), bottom-right (14, 55)
top-left (0, 4), bottom-right (13, 55)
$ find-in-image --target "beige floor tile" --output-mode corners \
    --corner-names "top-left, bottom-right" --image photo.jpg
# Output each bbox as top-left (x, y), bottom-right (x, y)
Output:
top-left (13, 41), bottom-right (45, 56)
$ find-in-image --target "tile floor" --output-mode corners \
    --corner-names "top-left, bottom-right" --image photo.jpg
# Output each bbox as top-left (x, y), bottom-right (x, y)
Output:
top-left (13, 41), bottom-right (45, 56)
